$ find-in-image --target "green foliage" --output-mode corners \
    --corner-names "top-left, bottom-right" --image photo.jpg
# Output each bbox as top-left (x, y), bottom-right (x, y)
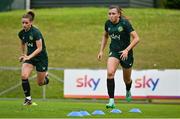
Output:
top-left (0, 0), bottom-right (13, 11)
top-left (166, 0), bottom-right (180, 9)
top-left (154, 0), bottom-right (167, 8)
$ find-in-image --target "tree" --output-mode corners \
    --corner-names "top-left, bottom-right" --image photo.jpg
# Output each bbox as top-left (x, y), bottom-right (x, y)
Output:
top-left (166, 0), bottom-right (180, 9)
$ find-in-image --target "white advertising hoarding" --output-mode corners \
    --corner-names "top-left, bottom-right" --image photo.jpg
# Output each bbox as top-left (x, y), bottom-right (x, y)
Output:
top-left (64, 69), bottom-right (180, 99)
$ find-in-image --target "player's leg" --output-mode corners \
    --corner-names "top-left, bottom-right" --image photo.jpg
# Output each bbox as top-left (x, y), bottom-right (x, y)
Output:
top-left (120, 55), bottom-right (133, 102)
top-left (36, 71), bottom-right (49, 86)
top-left (21, 63), bottom-right (33, 105)
top-left (122, 68), bottom-right (132, 102)
top-left (36, 59), bottom-right (49, 86)
top-left (106, 57), bottom-right (119, 109)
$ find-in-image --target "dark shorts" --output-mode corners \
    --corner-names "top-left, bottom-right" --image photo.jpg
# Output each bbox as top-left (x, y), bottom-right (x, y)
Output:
top-left (24, 58), bottom-right (48, 72)
top-left (109, 50), bottom-right (134, 68)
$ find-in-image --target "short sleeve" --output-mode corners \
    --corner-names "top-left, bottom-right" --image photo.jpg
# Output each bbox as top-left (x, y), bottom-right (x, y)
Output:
top-left (33, 30), bottom-right (42, 41)
top-left (18, 31), bottom-right (22, 40)
top-left (124, 19), bottom-right (134, 33)
top-left (18, 31), bottom-right (25, 43)
top-left (104, 20), bottom-right (109, 32)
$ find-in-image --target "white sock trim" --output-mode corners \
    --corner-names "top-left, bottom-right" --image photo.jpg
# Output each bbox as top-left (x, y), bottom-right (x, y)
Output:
top-left (26, 96), bottom-right (31, 100)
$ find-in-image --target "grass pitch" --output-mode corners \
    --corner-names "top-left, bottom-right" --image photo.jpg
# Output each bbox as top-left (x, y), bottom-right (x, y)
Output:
top-left (0, 99), bottom-right (179, 118)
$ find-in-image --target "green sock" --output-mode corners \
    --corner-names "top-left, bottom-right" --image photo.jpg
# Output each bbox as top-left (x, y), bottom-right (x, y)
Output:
top-left (109, 98), bottom-right (114, 104)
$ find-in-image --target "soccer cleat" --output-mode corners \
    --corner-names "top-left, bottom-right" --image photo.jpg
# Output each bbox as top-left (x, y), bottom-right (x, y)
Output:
top-left (126, 91), bottom-right (132, 102)
top-left (106, 98), bottom-right (115, 109)
top-left (23, 98), bottom-right (32, 106)
top-left (44, 72), bottom-right (49, 85)
top-left (106, 103), bottom-right (116, 109)
top-left (44, 76), bottom-right (49, 85)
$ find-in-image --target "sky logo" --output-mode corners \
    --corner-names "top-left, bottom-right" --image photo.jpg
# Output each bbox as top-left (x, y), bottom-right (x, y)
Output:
top-left (135, 76), bottom-right (159, 91)
top-left (76, 75), bottom-right (100, 91)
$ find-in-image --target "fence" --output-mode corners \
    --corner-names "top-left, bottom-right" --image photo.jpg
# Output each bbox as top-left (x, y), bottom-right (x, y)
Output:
top-left (1, 66), bottom-right (180, 103)
top-left (0, 0), bottom-right (160, 11)
top-left (30, 0), bottom-right (155, 8)
top-left (0, 0), bottom-right (25, 11)
top-left (0, 66), bottom-right (64, 99)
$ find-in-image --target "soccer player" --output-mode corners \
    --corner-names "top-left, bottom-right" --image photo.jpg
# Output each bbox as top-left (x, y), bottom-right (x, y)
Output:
top-left (18, 11), bottom-right (49, 105)
top-left (97, 5), bottom-right (139, 109)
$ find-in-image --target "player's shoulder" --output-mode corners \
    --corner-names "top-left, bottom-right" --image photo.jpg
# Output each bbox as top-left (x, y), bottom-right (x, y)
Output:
top-left (105, 20), bottom-right (111, 26)
top-left (105, 19), bottom-right (111, 23)
top-left (32, 25), bottom-right (40, 32)
top-left (18, 29), bottom-right (24, 37)
top-left (31, 26), bottom-right (41, 34)
top-left (120, 17), bottom-right (131, 25)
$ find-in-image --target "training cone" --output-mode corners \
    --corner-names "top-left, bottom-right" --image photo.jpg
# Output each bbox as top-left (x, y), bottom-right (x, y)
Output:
top-left (129, 108), bottom-right (142, 113)
top-left (92, 110), bottom-right (105, 115)
top-left (67, 111), bottom-right (83, 117)
top-left (80, 111), bottom-right (91, 116)
top-left (110, 109), bottom-right (122, 114)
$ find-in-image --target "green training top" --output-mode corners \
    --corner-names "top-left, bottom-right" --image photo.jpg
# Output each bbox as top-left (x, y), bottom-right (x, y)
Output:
top-left (105, 17), bottom-right (134, 54)
top-left (18, 26), bottom-right (47, 60)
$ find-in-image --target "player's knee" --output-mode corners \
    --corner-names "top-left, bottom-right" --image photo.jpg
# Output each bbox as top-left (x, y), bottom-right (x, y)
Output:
top-left (37, 81), bottom-right (44, 86)
top-left (21, 74), bottom-right (29, 79)
top-left (107, 71), bottom-right (115, 78)
top-left (124, 78), bottom-right (131, 84)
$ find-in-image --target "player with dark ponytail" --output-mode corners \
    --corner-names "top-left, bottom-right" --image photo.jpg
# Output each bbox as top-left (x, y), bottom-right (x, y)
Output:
top-left (18, 11), bottom-right (49, 105)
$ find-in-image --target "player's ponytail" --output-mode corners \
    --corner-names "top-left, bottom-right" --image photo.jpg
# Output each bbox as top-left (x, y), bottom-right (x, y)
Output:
top-left (22, 11), bottom-right (35, 21)
top-left (27, 11), bottom-right (35, 21)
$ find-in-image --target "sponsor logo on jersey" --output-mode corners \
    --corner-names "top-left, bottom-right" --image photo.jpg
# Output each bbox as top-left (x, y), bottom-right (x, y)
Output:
top-left (27, 42), bottom-right (33, 47)
top-left (110, 33), bottom-right (121, 40)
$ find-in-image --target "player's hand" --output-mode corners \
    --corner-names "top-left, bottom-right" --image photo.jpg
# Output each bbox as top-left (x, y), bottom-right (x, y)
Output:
top-left (119, 49), bottom-right (128, 61)
top-left (22, 55), bottom-right (31, 62)
top-left (97, 51), bottom-right (103, 61)
top-left (19, 55), bottom-right (25, 62)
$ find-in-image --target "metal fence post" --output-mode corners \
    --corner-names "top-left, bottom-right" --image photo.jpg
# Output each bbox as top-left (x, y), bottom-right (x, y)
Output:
top-left (26, 0), bottom-right (30, 10)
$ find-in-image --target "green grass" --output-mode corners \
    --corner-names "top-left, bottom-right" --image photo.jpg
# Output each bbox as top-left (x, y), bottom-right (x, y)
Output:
top-left (0, 99), bottom-right (179, 118)
top-left (0, 8), bottom-right (180, 69)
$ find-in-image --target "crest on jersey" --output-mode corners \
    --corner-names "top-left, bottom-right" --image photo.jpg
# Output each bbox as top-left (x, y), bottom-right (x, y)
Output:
top-left (108, 27), bottom-right (111, 31)
top-left (118, 26), bottom-right (123, 32)
top-left (29, 35), bottom-right (33, 40)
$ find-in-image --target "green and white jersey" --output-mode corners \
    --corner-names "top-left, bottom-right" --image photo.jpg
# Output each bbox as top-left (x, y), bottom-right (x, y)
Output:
top-left (18, 26), bottom-right (47, 60)
top-left (105, 17), bottom-right (134, 53)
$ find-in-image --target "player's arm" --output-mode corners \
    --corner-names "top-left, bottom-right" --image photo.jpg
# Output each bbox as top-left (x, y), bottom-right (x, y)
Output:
top-left (23, 39), bottom-right (42, 61)
top-left (97, 31), bottom-right (109, 61)
top-left (126, 31), bottom-right (139, 51)
top-left (21, 41), bottom-right (26, 54)
top-left (19, 41), bottom-right (26, 62)
top-left (120, 31), bottom-right (139, 60)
